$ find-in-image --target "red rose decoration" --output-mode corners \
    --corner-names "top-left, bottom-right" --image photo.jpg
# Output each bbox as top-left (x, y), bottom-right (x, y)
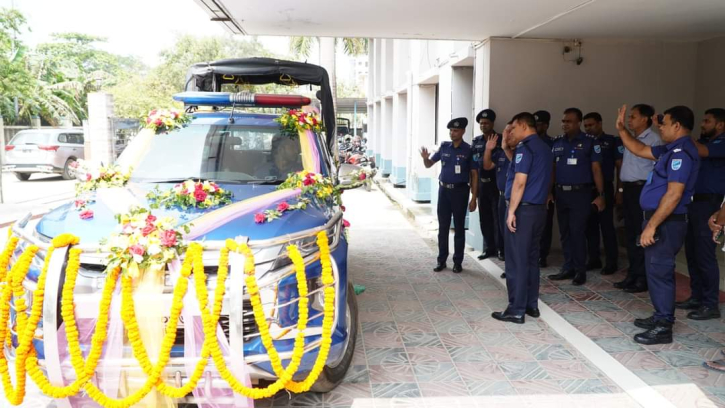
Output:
top-left (147, 214), bottom-right (157, 223)
top-left (277, 201), bottom-right (290, 212)
top-left (85, 174), bottom-right (92, 181)
top-left (129, 244), bottom-right (145, 256)
top-left (303, 178), bottom-right (315, 186)
top-left (79, 209), bottom-right (94, 220)
top-left (74, 199), bottom-right (86, 209)
top-left (343, 219), bottom-right (350, 228)
top-left (341, 205), bottom-right (346, 212)
top-left (161, 230), bottom-right (177, 247)
top-left (154, 118), bottom-right (162, 126)
top-left (359, 173), bottom-right (367, 180)
top-left (194, 189), bottom-right (208, 202)
top-left (141, 224), bottom-right (155, 237)
top-left (254, 213), bottom-right (266, 224)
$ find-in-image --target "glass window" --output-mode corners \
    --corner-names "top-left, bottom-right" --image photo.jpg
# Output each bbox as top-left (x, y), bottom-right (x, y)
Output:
top-left (58, 134), bottom-right (68, 143)
top-left (10, 132), bottom-right (51, 145)
top-left (71, 134), bottom-right (84, 144)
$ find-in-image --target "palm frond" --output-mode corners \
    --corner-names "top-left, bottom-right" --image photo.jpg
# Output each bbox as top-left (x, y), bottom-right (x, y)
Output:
top-left (289, 36), bottom-right (316, 59)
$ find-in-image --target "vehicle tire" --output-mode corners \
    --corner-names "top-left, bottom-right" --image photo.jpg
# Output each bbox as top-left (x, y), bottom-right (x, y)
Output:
top-left (14, 173), bottom-right (30, 181)
top-left (62, 158), bottom-right (77, 180)
top-left (309, 281), bottom-right (358, 392)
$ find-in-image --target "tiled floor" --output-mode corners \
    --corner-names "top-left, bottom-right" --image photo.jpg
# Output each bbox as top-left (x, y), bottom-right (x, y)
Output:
top-left (259, 187), bottom-right (642, 407)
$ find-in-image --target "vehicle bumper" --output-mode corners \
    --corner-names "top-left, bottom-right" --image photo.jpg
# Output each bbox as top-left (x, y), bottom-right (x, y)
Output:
top-left (2, 164), bottom-right (62, 174)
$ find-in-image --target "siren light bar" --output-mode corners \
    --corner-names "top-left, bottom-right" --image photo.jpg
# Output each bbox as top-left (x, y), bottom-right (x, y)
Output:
top-left (173, 92), bottom-right (311, 108)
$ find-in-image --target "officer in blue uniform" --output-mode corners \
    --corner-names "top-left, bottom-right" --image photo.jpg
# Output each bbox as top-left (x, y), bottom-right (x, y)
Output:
top-left (483, 121), bottom-right (513, 279)
top-left (677, 108), bottom-right (725, 320)
top-left (616, 105), bottom-right (700, 345)
top-left (490, 112), bottom-right (553, 324)
top-left (583, 112), bottom-right (623, 275)
top-left (421, 118), bottom-right (478, 273)
top-left (548, 108), bottom-right (605, 286)
top-left (472, 109), bottom-right (504, 261)
top-left (534, 110), bottom-right (558, 268)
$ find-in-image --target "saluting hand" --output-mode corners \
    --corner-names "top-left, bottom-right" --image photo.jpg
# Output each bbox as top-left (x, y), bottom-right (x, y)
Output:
top-left (420, 147), bottom-right (430, 160)
top-left (616, 105), bottom-right (627, 132)
top-left (469, 198), bottom-right (477, 213)
top-left (485, 134), bottom-right (499, 151)
top-left (507, 211), bottom-right (516, 233)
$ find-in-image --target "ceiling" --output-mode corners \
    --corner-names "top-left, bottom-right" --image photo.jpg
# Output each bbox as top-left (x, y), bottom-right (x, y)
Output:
top-left (193, 0), bottom-right (725, 42)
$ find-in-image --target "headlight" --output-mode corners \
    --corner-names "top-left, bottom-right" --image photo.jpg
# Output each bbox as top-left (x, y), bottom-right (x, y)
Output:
top-left (269, 221), bottom-right (339, 271)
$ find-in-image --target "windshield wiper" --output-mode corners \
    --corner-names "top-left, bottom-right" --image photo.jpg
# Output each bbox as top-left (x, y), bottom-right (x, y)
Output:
top-left (138, 178), bottom-right (243, 184)
top-left (247, 179), bottom-right (283, 185)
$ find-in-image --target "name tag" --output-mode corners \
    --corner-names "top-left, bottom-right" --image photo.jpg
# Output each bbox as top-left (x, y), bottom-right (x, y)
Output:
top-left (567, 158), bottom-right (578, 165)
top-left (455, 165), bottom-right (461, 174)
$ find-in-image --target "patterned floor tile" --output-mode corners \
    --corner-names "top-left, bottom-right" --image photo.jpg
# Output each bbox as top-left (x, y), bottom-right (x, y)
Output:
top-left (594, 310), bottom-right (636, 323)
top-left (363, 330), bottom-right (405, 348)
top-left (323, 381), bottom-right (373, 406)
top-left (368, 364), bottom-right (416, 384)
top-left (514, 330), bottom-right (564, 345)
top-left (406, 347), bottom-right (452, 364)
top-left (697, 348), bottom-right (725, 361)
top-left (465, 380), bottom-right (518, 396)
top-left (579, 300), bottom-right (621, 312)
top-left (675, 332), bottom-right (725, 349)
top-left (396, 320), bottom-right (436, 334)
top-left (577, 323), bottom-right (624, 337)
top-left (431, 318), bottom-right (473, 334)
top-left (683, 319), bottom-right (725, 334)
top-left (401, 331), bottom-right (443, 348)
top-left (682, 366), bottom-right (725, 387)
top-left (611, 322), bottom-right (643, 336)
top-left (477, 331), bottom-right (519, 346)
top-left (413, 362), bottom-right (462, 382)
top-left (511, 379), bottom-right (566, 395)
top-left (343, 365), bottom-right (371, 384)
top-left (539, 360), bottom-right (598, 380)
top-left (439, 332), bottom-right (482, 348)
top-left (569, 292), bottom-right (605, 302)
top-left (548, 301), bottom-right (588, 313)
top-left (366, 348), bottom-right (409, 365)
top-left (499, 361), bottom-right (550, 380)
top-left (446, 346), bottom-right (492, 363)
top-left (526, 344), bottom-right (575, 361)
top-left (612, 351), bottom-right (668, 370)
top-left (485, 345), bottom-right (535, 362)
top-left (539, 293), bottom-right (572, 303)
top-left (417, 381), bottom-right (470, 398)
top-left (632, 368), bottom-right (693, 385)
top-left (654, 349), bottom-right (708, 367)
top-left (455, 361), bottom-right (508, 382)
top-left (592, 336), bottom-right (643, 353)
top-left (557, 379), bottom-right (612, 394)
top-left (371, 382), bottom-right (421, 399)
top-left (560, 312), bottom-right (605, 326)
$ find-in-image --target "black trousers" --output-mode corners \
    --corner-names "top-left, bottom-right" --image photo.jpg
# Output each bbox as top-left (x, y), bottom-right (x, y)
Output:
top-left (623, 183), bottom-right (646, 283)
top-left (644, 218), bottom-right (687, 323)
top-left (556, 189), bottom-right (591, 274)
top-left (685, 199), bottom-right (722, 308)
top-left (539, 194), bottom-right (555, 261)
top-left (505, 204), bottom-right (547, 315)
top-left (438, 185), bottom-right (470, 265)
top-left (478, 181), bottom-right (501, 254)
top-left (498, 194), bottom-right (507, 252)
top-left (586, 181), bottom-right (619, 268)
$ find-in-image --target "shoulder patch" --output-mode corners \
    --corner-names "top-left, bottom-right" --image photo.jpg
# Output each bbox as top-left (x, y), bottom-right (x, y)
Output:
top-left (671, 159), bottom-right (682, 171)
top-left (515, 153), bottom-right (523, 164)
top-left (618, 145), bottom-right (625, 154)
top-left (673, 148), bottom-right (682, 153)
top-left (594, 145), bottom-right (601, 154)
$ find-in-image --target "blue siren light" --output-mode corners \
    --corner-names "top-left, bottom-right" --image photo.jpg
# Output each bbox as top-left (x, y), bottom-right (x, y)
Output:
top-left (173, 92), bottom-right (311, 108)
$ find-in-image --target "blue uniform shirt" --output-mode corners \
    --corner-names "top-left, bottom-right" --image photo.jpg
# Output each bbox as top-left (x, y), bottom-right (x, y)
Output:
top-left (431, 141), bottom-right (475, 184)
top-left (492, 148), bottom-right (510, 191)
top-left (552, 132), bottom-right (602, 185)
top-left (694, 132), bottom-right (725, 195)
top-left (472, 134), bottom-right (500, 180)
top-left (505, 134), bottom-right (554, 204)
top-left (589, 134), bottom-right (623, 182)
top-left (641, 137), bottom-right (700, 214)
top-left (539, 134), bottom-right (557, 149)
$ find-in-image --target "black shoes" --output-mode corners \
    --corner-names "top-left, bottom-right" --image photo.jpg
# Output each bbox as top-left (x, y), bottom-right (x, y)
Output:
top-left (500, 272), bottom-right (506, 279)
top-left (452, 264), bottom-right (463, 273)
top-left (539, 258), bottom-right (548, 268)
top-left (433, 262), bottom-right (446, 272)
top-left (572, 272), bottom-right (587, 286)
top-left (613, 277), bottom-right (635, 289)
top-left (586, 260), bottom-right (603, 271)
top-left (549, 270), bottom-right (575, 281)
top-left (634, 324), bottom-right (673, 345)
top-left (688, 305), bottom-right (722, 320)
top-left (478, 250), bottom-right (496, 260)
top-left (526, 308), bottom-right (541, 318)
top-left (491, 310), bottom-right (525, 324)
top-left (675, 297), bottom-right (702, 310)
top-left (497, 251), bottom-right (505, 262)
top-left (634, 316), bottom-right (656, 330)
top-left (600, 265), bottom-right (618, 275)
top-left (624, 281), bottom-right (648, 293)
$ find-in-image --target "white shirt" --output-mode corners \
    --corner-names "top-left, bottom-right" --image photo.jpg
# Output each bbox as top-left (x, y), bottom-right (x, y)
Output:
top-left (620, 127), bottom-right (663, 182)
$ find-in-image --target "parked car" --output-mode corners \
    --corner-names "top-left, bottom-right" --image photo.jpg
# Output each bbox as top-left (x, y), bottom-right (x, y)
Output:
top-left (5, 58), bottom-right (359, 405)
top-left (3, 128), bottom-right (84, 181)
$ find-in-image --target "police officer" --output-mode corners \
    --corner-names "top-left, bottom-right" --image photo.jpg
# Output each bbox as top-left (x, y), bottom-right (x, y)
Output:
top-left (534, 110), bottom-right (558, 268)
top-left (676, 108), bottom-right (725, 320)
top-left (483, 121), bottom-right (514, 279)
top-left (615, 104), bottom-right (662, 292)
top-left (472, 109), bottom-right (504, 261)
top-left (491, 112), bottom-right (553, 324)
top-left (583, 112), bottom-right (623, 275)
top-left (548, 108), bottom-right (605, 286)
top-left (616, 105), bottom-right (700, 345)
top-left (421, 118), bottom-right (478, 273)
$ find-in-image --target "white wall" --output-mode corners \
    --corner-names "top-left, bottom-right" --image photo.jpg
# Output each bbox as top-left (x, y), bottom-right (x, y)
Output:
top-left (694, 36), bottom-right (725, 120)
top-left (486, 38), bottom-right (698, 132)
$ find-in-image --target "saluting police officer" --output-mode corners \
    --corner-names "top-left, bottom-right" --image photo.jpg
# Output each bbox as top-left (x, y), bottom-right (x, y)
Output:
top-left (491, 112), bottom-right (553, 324)
top-left (472, 109), bottom-right (504, 261)
top-left (534, 110), bottom-right (558, 268)
top-left (677, 108), bottom-right (725, 320)
top-left (421, 118), bottom-right (478, 273)
top-left (549, 108), bottom-right (605, 286)
top-left (583, 112), bottom-right (623, 276)
top-left (483, 121), bottom-right (514, 279)
top-left (616, 105), bottom-right (700, 345)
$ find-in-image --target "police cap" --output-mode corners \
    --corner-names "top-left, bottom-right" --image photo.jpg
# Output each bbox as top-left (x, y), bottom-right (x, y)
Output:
top-left (476, 109), bottom-right (496, 123)
top-left (533, 110), bottom-right (551, 124)
top-left (447, 117), bottom-right (468, 130)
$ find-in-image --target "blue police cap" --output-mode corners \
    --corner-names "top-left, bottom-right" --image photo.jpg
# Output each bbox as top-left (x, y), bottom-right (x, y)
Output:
top-left (534, 110), bottom-right (551, 124)
top-left (447, 117), bottom-right (468, 130)
top-left (476, 109), bottom-right (496, 123)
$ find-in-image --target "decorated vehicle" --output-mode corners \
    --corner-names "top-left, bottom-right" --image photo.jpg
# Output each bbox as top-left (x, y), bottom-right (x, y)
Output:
top-left (0, 58), bottom-right (364, 407)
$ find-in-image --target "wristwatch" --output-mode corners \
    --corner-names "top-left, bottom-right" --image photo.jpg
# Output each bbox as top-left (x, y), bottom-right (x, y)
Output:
top-left (618, 188), bottom-right (624, 193)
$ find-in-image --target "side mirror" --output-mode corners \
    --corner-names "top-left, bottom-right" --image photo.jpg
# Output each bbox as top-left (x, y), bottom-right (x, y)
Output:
top-left (338, 163), bottom-right (375, 191)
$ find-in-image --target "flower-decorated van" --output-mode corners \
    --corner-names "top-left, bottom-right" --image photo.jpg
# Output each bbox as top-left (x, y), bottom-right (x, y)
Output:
top-left (0, 59), bottom-right (361, 407)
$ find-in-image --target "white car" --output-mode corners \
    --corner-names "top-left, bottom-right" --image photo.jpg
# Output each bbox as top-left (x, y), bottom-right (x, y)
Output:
top-left (3, 128), bottom-right (85, 181)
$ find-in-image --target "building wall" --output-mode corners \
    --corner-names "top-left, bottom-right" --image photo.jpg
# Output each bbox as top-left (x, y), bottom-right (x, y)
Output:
top-left (694, 36), bottom-right (725, 120)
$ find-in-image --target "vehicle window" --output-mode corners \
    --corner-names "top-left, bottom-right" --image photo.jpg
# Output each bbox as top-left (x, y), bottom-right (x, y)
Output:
top-left (70, 134), bottom-right (84, 144)
top-left (10, 132), bottom-right (51, 145)
top-left (58, 134), bottom-right (68, 143)
top-left (129, 124), bottom-right (309, 184)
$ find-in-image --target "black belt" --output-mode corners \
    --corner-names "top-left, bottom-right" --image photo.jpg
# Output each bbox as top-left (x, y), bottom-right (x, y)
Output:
top-left (623, 181), bottom-right (646, 186)
top-left (693, 194), bottom-right (724, 203)
top-left (480, 178), bottom-right (493, 183)
top-left (643, 210), bottom-right (687, 222)
top-left (556, 183), bottom-right (594, 192)
top-left (439, 181), bottom-right (469, 189)
top-left (505, 200), bottom-right (542, 206)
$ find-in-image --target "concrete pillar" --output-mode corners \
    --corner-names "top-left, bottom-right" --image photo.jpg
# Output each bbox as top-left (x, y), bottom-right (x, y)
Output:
top-left (30, 115), bottom-right (41, 129)
top-left (374, 101), bottom-right (382, 168)
top-left (87, 93), bottom-right (115, 165)
top-left (82, 120), bottom-right (91, 160)
top-left (391, 92), bottom-right (408, 186)
top-left (60, 115), bottom-right (73, 128)
top-left (430, 66), bottom-right (453, 211)
top-left (381, 97), bottom-right (393, 177)
top-left (407, 84), bottom-right (437, 201)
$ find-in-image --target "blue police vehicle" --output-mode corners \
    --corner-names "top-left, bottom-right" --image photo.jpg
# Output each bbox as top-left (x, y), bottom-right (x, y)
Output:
top-left (6, 58), bottom-right (359, 404)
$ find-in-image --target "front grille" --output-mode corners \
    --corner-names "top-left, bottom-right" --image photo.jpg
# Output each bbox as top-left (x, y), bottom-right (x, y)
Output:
top-left (174, 300), bottom-right (260, 346)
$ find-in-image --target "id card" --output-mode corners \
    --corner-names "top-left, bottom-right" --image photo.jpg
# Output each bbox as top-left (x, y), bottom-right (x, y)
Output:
top-left (567, 158), bottom-right (578, 165)
top-left (455, 165), bottom-right (461, 174)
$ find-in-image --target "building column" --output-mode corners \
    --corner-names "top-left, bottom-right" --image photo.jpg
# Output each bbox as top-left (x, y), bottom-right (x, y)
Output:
top-left (87, 93), bottom-right (115, 165)
top-left (407, 84), bottom-right (437, 201)
top-left (390, 91), bottom-right (408, 186)
top-left (374, 101), bottom-right (382, 168)
top-left (381, 97), bottom-right (393, 177)
top-left (30, 115), bottom-right (41, 129)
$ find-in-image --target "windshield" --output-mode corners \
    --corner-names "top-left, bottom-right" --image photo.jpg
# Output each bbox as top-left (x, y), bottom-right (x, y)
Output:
top-left (129, 124), bottom-right (305, 184)
top-left (10, 132), bottom-right (51, 145)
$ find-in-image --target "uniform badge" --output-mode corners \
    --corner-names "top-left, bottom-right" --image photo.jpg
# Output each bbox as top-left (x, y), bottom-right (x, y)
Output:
top-left (714, 140), bottom-right (722, 144)
top-left (454, 121), bottom-right (459, 127)
top-left (482, 113), bottom-right (488, 118)
top-left (515, 153), bottom-right (523, 163)
top-left (594, 145), bottom-right (601, 154)
top-left (618, 146), bottom-right (625, 154)
top-left (671, 159), bottom-right (682, 171)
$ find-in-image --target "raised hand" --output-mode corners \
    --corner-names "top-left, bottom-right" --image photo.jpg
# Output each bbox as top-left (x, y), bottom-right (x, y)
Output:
top-left (420, 146), bottom-right (430, 160)
top-left (485, 134), bottom-right (499, 151)
top-left (616, 105), bottom-right (627, 131)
